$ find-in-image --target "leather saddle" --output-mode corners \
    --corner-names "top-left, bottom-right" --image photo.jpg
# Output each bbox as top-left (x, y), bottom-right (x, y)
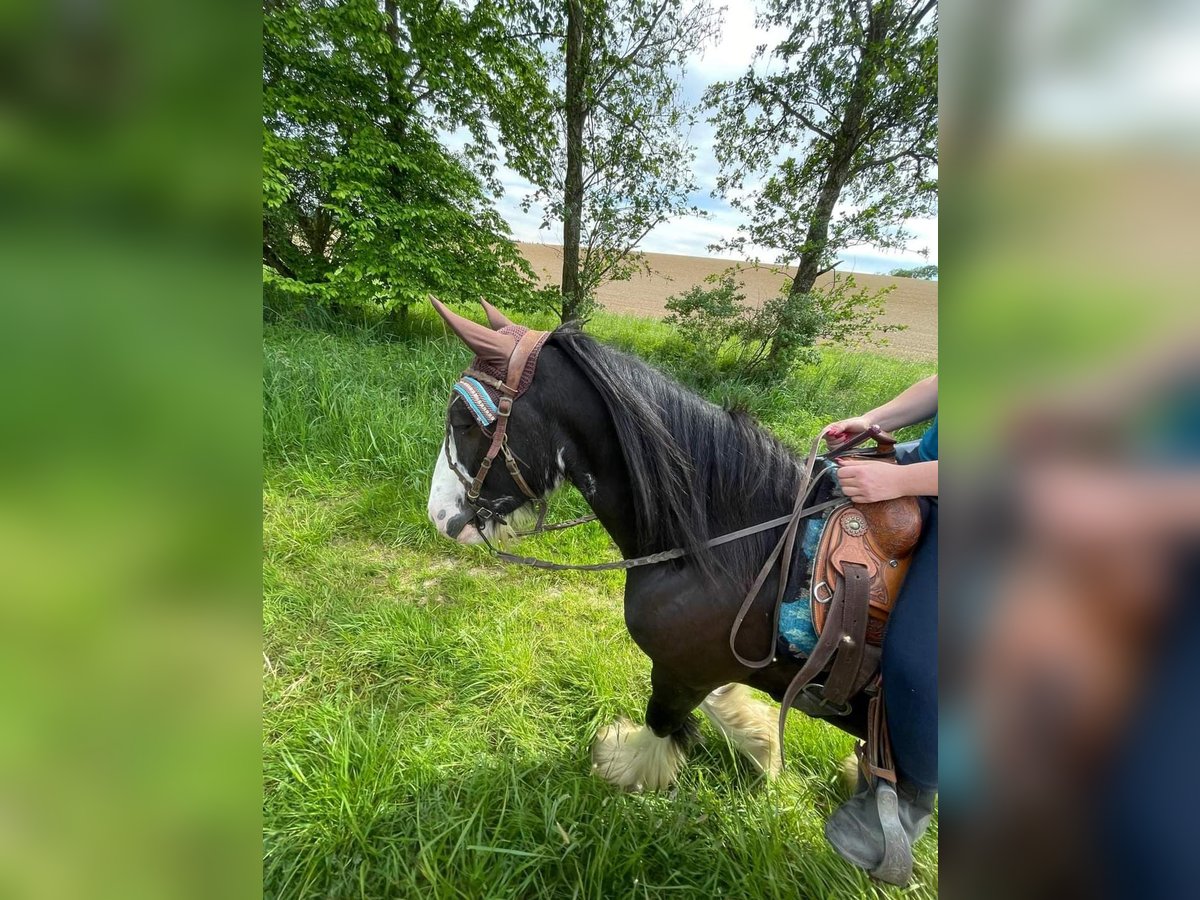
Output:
top-left (811, 496), bottom-right (922, 646)
top-left (780, 447), bottom-right (924, 720)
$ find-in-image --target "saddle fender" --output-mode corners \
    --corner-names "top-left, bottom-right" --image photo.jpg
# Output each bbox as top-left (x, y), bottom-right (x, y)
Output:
top-left (811, 495), bottom-right (922, 646)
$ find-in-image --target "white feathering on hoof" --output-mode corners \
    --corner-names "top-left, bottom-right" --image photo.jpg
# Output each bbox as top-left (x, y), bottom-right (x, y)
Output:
top-left (700, 684), bottom-right (783, 778)
top-left (840, 750), bottom-right (860, 795)
top-left (591, 717), bottom-right (685, 792)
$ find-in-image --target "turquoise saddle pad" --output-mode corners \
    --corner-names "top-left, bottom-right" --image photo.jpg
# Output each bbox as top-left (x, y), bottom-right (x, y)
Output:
top-left (777, 515), bottom-right (828, 657)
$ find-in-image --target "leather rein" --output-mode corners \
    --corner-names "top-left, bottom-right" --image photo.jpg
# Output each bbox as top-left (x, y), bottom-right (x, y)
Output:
top-left (443, 332), bottom-right (886, 577)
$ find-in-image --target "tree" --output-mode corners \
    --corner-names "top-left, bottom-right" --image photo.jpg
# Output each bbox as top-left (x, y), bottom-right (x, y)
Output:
top-left (706, 0), bottom-right (937, 362)
top-left (263, 0), bottom-right (558, 315)
top-left (889, 263), bottom-right (938, 279)
top-left (530, 0), bottom-right (720, 322)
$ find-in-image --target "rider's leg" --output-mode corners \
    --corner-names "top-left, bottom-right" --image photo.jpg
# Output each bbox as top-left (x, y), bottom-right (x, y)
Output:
top-left (826, 501), bottom-right (938, 884)
top-left (881, 500), bottom-right (939, 792)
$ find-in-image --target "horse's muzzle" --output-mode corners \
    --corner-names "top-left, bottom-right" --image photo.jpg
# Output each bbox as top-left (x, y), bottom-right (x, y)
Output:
top-left (455, 522), bottom-right (483, 544)
top-left (439, 508), bottom-right (480, 542)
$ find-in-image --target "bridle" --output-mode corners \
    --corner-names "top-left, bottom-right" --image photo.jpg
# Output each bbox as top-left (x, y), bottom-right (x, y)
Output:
top-left (443, 372), bottom-right (541, 528)
top-left (442, 331), bottom-right (892, 575)
top-left (444, 328), bottom-right (584, 536)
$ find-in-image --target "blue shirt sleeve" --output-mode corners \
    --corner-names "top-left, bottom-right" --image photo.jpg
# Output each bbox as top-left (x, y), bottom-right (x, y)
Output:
top-left (916, 413), bottom-right (938, 462)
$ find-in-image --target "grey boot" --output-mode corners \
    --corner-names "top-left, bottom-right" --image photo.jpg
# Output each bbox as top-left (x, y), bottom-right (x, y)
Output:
top-left (825, 774), bottom-right (936, 885)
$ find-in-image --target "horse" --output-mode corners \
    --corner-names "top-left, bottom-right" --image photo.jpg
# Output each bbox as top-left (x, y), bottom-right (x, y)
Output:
top-left (425, 298), bottom-right (878, 792)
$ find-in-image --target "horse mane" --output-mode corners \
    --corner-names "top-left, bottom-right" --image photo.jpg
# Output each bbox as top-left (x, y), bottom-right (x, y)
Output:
top-left (550, 324), bottom-right (806, 586)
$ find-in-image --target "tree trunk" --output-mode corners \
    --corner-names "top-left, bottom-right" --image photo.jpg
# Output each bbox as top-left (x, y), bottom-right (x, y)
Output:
top-left (771, 13), bottom-right (880, 363)
top-left (790, 36), bottom-right (875, 300)
top-left (383, 0), bottom-right (403, 138)
top-left (561, 0), bottom-right (587, 322)
top-left (790, 169), bottom-right (844, 298)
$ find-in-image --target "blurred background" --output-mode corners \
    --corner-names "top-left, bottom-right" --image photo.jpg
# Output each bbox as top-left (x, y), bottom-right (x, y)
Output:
top-left (0, 0), bottom-right (1196, 897)
top-left (941, 0), bottom-right (1199, 897)
top-left (0, 1), bottom-right (260, 898)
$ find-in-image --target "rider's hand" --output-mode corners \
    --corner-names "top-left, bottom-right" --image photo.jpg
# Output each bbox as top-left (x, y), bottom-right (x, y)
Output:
top-left (824, 416), bottom-right (874, 448)
top-left (835, 458), bottom-right (909, 503)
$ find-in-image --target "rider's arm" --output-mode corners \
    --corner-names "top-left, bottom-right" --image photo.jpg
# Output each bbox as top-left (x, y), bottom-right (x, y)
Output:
top-left (837, 458), bottom-right (938, 501)
top-left (826, 375), bottom-right (938, 444)
top-left (864, 375), bottom-right (938, 433)
top-left (898, 460), bottom-right (938, 498)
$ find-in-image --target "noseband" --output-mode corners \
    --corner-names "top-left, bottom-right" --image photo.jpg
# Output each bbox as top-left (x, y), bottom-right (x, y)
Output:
top-left (445, 328), bottom-right (556, 532)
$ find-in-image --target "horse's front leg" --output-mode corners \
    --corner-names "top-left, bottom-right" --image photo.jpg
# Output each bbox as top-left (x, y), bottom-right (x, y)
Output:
top-left (591, 665), bottom-right (706, 791)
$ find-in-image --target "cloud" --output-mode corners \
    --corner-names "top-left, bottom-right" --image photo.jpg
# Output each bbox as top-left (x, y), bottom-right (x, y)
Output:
top-left (683, 0), bottom-right (787, 92)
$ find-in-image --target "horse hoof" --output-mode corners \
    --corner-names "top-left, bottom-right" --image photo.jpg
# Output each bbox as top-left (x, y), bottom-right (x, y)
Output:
top-left (591, 717), bottom-right (684, 792)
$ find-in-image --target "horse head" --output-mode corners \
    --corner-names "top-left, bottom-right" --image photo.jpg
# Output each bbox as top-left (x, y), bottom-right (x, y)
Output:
top-left (426, 298), bottom-right (566, 544)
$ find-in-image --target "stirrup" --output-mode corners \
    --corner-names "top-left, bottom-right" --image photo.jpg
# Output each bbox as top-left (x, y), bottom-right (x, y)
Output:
top-left (793, 681), bottom-right (853, 718)
top-left (870, 779), bottom-right (913, 885)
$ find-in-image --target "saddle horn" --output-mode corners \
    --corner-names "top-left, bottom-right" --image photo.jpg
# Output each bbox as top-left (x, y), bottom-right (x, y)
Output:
top-left (429, 296), bottom-right (517, 371)
top-left (479, 297), bottom-right (513, 330)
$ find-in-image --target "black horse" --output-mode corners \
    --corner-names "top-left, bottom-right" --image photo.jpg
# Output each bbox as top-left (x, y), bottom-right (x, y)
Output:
top-left (427, 299), bottom-right (870, 790)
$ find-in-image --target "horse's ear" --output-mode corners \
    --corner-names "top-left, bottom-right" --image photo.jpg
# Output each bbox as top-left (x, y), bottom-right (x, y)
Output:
top-left (429, 296), bottom-right (517, 370)
top-left (479, 297), bottom-right (513, 330)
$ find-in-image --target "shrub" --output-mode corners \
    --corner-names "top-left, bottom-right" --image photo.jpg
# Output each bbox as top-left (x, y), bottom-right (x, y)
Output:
top-left (665, 269), bottom-right (903, 381)
top-left (889, 264), bottom-right (938, 280)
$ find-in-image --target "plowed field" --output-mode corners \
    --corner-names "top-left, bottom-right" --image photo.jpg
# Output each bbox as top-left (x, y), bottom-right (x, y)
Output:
top-left (516, 242), bottom-right (938, 361)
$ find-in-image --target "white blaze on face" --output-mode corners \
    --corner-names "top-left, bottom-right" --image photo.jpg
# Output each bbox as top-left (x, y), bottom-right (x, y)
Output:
top-left (427, 431), bottom-right (481, 542)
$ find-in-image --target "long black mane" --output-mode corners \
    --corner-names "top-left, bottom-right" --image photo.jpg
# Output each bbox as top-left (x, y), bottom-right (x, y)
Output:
top-left (551, 325), bottom-right (810, 586)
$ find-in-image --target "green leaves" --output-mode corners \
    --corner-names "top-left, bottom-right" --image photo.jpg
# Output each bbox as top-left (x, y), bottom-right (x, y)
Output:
top-left (890, 264), bottom-right (938, 280)
top-left (535, 0), bottom-right (722, 322)
top-left (665, 269), bottom-right (903, 381)
top-left (263, 0), bottom-right (558, 316)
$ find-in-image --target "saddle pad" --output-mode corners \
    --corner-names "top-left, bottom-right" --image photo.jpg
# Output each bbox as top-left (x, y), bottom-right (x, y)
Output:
top-left (779, 591), bottom-right (818, 657)
top-left (777, 516), bottom-right (830, 659)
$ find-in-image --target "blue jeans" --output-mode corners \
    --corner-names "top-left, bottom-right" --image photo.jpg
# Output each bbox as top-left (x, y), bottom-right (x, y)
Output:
top-left (1096, 555), bottom-right (1199, 899)
top-left (881, 495), bottom-right (938, 790)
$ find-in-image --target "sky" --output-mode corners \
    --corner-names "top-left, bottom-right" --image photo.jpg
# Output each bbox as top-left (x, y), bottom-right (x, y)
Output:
top-left (491, 0), bottom-right (938, 274)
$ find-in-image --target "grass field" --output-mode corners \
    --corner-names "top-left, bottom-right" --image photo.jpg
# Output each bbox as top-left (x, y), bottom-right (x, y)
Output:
top-left (263, 307), bottom-right (938, 898)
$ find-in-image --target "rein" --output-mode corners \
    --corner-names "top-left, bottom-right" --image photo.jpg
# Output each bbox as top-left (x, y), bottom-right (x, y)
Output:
top-left (444, 332), bottom-right (888, 587)
top-left (471, 424), bottom-right (886, 576)
top-left (477, 492), bottom-right (843, 572)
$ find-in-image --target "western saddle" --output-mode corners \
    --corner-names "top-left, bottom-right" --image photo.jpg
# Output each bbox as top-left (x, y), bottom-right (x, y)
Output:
top-left (777, 434), bottom-right (925, 783)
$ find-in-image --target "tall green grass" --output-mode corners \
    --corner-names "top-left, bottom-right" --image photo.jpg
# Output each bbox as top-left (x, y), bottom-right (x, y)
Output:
top-left (263, 309), bottom-right (936, 899)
